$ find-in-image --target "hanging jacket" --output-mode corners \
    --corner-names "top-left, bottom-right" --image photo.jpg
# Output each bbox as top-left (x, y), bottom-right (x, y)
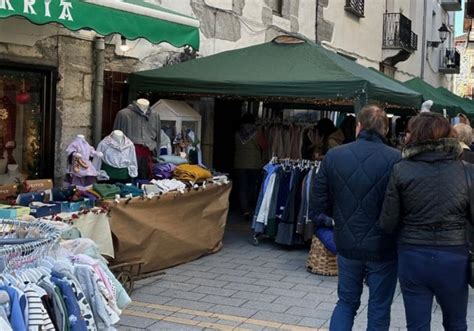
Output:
top-left (113, 102), bottom-right (161, 154)
top-left (379, 138), bottom-right (473, 246)
top-left (312, 130), bottom-right (401, 261)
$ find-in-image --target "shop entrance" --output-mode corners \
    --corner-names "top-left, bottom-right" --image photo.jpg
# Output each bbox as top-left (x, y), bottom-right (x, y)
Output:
top-left (0, 64), bottom-right (56, 179)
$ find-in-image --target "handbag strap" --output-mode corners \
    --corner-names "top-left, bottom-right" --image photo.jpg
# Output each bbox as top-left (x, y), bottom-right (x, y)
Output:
top-left (462, 161), bottom-right (474, 249)
top-left (463, 161), bottom-right (474, 223)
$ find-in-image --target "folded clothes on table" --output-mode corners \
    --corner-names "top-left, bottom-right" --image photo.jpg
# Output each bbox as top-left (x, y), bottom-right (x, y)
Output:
top-left (150, 179), bottom-right (187, 193)
top-left (157, 155), bottom-right (188, 165)
top-left (153, 163), bottom-right (176, 179)
top-left (92, 184), bottom-right (121, 199)
top-left (116, 183), bottom-right (143, 197)
top-left (173, 164), bottom-right (212, 183)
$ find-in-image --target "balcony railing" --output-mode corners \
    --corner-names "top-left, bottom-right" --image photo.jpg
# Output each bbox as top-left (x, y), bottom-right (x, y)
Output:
top-left (441, 0), bottom-right (462, 11)
top-left (383, 13), bottom-right (418, 53)
top-left (439, 48), bottom-right (461, 74)
top-left (345, 0), bottom-right (364, 17)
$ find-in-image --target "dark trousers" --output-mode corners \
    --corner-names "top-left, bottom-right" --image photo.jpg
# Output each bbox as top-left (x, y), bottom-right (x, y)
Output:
top-left (330, 256), bottom-right (398, 331)
top-left (398, 246), bottom-right (469, 331)
top-left (234, 169), bottom-right (261, 214)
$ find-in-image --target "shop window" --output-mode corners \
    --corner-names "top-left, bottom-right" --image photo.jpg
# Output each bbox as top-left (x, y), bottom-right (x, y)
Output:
top-left (0, 66), bottom-right (55, 180)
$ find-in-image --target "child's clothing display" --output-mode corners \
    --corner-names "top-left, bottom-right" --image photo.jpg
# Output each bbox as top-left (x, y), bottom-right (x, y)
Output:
top-left (66, 137), bottom-right (99, 190)
top-left (93, 133), bottom-right (138, 182)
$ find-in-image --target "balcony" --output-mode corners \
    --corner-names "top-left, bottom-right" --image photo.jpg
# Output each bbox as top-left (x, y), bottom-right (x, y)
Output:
top-left (439, 48), bottom-right (461, 74)
top-left (383, 13), bottom-right (418, 53)
top-left (441, 0), bottom-right (462, 11)
top-left (345, 0), bottom-right (364, 18)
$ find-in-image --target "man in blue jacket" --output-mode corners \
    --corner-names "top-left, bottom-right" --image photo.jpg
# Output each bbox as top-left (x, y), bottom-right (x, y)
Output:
top-left (313, 105), bottom-right (401, 331)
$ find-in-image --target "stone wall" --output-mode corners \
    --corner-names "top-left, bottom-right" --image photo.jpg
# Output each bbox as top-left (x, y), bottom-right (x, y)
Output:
top-left (315, 0), bottom-right (334, 43)
top-left (0, 31), bottom-right (94, 183)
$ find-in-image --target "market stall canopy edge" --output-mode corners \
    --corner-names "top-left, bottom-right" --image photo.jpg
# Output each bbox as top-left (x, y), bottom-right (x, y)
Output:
top-left (128, 35), bottom-right (423, 109)
top-left (0, 0), bottom-right (200, 49)
top-left (403, 78), bottom-right (465, 117)
top-left (435, 87), bottom-right (474, 116)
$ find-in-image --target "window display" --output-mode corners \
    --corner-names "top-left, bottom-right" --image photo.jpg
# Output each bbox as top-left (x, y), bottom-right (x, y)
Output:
top-left (0, 69), bottom-right (44, 180)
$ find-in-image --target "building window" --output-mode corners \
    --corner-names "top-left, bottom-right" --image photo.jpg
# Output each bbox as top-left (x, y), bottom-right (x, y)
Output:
top-left (0, 65), bottom-right (56, 179)
top-left (345, 0), bottom-right (364, 18)
top-left (380, 63), bottom-right (396, 78)
top-left (270, 0), bottom-right (283, 16)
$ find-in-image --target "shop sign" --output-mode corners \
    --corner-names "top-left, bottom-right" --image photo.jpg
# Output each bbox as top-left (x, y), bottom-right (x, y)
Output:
top-left (0, 0), bottom-right (74, 21)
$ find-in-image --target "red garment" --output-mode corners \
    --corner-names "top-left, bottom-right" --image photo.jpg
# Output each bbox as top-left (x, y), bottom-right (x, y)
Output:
top-left (134, 144), bottom-right (153, 179)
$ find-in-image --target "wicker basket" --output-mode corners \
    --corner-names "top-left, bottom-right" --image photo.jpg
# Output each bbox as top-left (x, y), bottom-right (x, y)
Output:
top-left (306, 235), bottom-right (338, 276)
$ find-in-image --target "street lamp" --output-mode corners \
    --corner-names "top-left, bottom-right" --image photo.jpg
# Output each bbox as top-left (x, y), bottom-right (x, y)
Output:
top-left (427, 24), bottom-right (450, 48)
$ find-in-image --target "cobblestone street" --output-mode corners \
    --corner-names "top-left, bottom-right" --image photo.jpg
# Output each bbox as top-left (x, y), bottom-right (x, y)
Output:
top-left (117, 220), bottom-right (474, 330)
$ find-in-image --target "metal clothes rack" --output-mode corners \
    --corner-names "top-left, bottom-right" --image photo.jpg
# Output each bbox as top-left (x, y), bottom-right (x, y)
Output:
top-left (253, 158), bottom-right (320, 245)
top-left (0, 219), bottom-right (61, 261)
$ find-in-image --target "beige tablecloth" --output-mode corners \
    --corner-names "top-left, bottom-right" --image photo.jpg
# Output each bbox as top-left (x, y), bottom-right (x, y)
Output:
top-left (105, 183), bottom-right (232, 273)
top-left (58, 209), bottom-right (115, 258)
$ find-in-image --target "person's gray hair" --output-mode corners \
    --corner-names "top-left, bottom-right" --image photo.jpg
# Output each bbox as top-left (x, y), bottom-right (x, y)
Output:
top-left (356, 104), bottom-right (389, 136)
top-left (454, 123), bottom-right (473, 146)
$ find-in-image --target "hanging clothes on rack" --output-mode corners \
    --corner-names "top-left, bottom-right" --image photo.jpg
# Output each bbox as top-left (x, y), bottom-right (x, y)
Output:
top-left (0, 219), bottom-right (127, 331)
top-left (258, 120), bottom-right (318, 162)
top-left (252, 158), bottom-right (320, 246)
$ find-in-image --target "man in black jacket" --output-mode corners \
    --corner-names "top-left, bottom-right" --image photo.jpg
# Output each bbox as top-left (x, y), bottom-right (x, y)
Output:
top-left (313, 105), bottom-right (401, 331)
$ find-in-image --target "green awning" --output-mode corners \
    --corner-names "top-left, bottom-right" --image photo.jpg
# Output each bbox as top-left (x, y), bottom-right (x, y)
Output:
top-left (129, 35), bottom-right (422, 110)
top-left (436, 87), bottom-right (474, 116)
top-left (0, 0), bottom-right (200, 49)
top-left (403, 78), bottom-right (464, 116)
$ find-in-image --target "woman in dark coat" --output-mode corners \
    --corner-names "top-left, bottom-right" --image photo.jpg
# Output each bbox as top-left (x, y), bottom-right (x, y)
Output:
top-left (379, 112), bottom-right (472, 331)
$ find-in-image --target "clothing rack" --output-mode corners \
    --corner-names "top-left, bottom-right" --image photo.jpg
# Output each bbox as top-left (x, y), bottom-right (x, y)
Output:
top-left (270, 156), bottom-right (321, 168)
top-left (0, 218), bottom-right (128, 331)
top-left (0, 219), bottom-right (61, 256)
top-left (252, 159), bottom-right (320, 246)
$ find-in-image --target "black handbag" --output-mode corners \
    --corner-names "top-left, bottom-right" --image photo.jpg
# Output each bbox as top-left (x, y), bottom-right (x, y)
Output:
top-left (462, 161), bottom-right (474, 288)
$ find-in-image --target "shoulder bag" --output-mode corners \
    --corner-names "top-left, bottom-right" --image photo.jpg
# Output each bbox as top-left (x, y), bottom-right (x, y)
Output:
top-left (462, 161), bottom-right (474, 288)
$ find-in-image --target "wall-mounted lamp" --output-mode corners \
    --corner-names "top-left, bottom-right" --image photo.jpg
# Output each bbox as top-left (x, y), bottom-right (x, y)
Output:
top-left (427, 24), bottom-right (449, 48)
top-left (120, 36), bottom-right (130, 52)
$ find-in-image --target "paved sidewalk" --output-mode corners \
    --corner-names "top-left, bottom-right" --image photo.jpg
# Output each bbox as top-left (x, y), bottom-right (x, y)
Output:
top-left (117, 222), bottom-right (474, 330)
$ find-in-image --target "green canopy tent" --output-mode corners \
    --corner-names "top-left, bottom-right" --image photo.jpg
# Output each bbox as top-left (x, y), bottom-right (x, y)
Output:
top-left (0, 0), bottom-right (200, 49)
top-left (129, 35), bottom-right (422, 111)
top-left (403, 78), bottom-right (464, 116)
top-left (436, 87), bottom-right (474, 117)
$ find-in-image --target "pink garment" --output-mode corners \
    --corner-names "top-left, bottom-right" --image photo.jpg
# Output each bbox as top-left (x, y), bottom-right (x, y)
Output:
top-left (72, 254), bottom-right (115, 301)
top-left (66, 137), bottom-right (98, 177)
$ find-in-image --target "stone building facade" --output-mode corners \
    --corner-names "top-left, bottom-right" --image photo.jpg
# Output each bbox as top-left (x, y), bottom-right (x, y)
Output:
top-left (0, 1), bottom-right (317, 182)
top-left (0, 0), bottom-right (462, 182)
top-left (317, 0), bottom-right (459, 88)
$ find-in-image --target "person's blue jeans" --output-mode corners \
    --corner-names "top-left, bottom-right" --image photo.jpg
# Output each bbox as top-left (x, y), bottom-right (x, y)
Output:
top-left (330, 256), bottom-right (397, 331)
top-left (398, 246), bottom-right (469, 331)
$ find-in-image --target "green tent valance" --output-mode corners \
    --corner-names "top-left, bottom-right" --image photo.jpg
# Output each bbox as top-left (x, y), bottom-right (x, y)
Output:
top-left (436, 87), bottom-right (474, 116)
top-left (0, 0), bottom-right (200, 49)
top-left (403, 78), bottom-right (464, 116)
top-left (128, 35), bottom-right (422, 110)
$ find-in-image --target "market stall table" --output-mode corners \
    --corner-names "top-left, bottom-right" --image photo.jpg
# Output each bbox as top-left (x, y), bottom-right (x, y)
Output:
top-left (105, 183), bottom-right (231, 274)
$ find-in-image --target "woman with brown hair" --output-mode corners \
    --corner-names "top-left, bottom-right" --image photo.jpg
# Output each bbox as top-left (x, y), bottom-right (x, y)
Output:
top-left (379, 112), bottom-right (472, 331)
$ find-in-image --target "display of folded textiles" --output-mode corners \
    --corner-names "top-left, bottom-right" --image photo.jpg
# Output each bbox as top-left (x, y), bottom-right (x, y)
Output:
top-left (152, 162), bottom-right (176, 179)
top-left (252, 158), bottom-right (321, 246)
top-left (173, 164), bottom-right (212, 183)
top-left (149, 179), bottom-right (187, 193)
top-left (157, 155), bottom-right (188, 165)
top-left (92, 183), bottom-right (121, 200)
top-left (0, 219), bottom-right (129, 330)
